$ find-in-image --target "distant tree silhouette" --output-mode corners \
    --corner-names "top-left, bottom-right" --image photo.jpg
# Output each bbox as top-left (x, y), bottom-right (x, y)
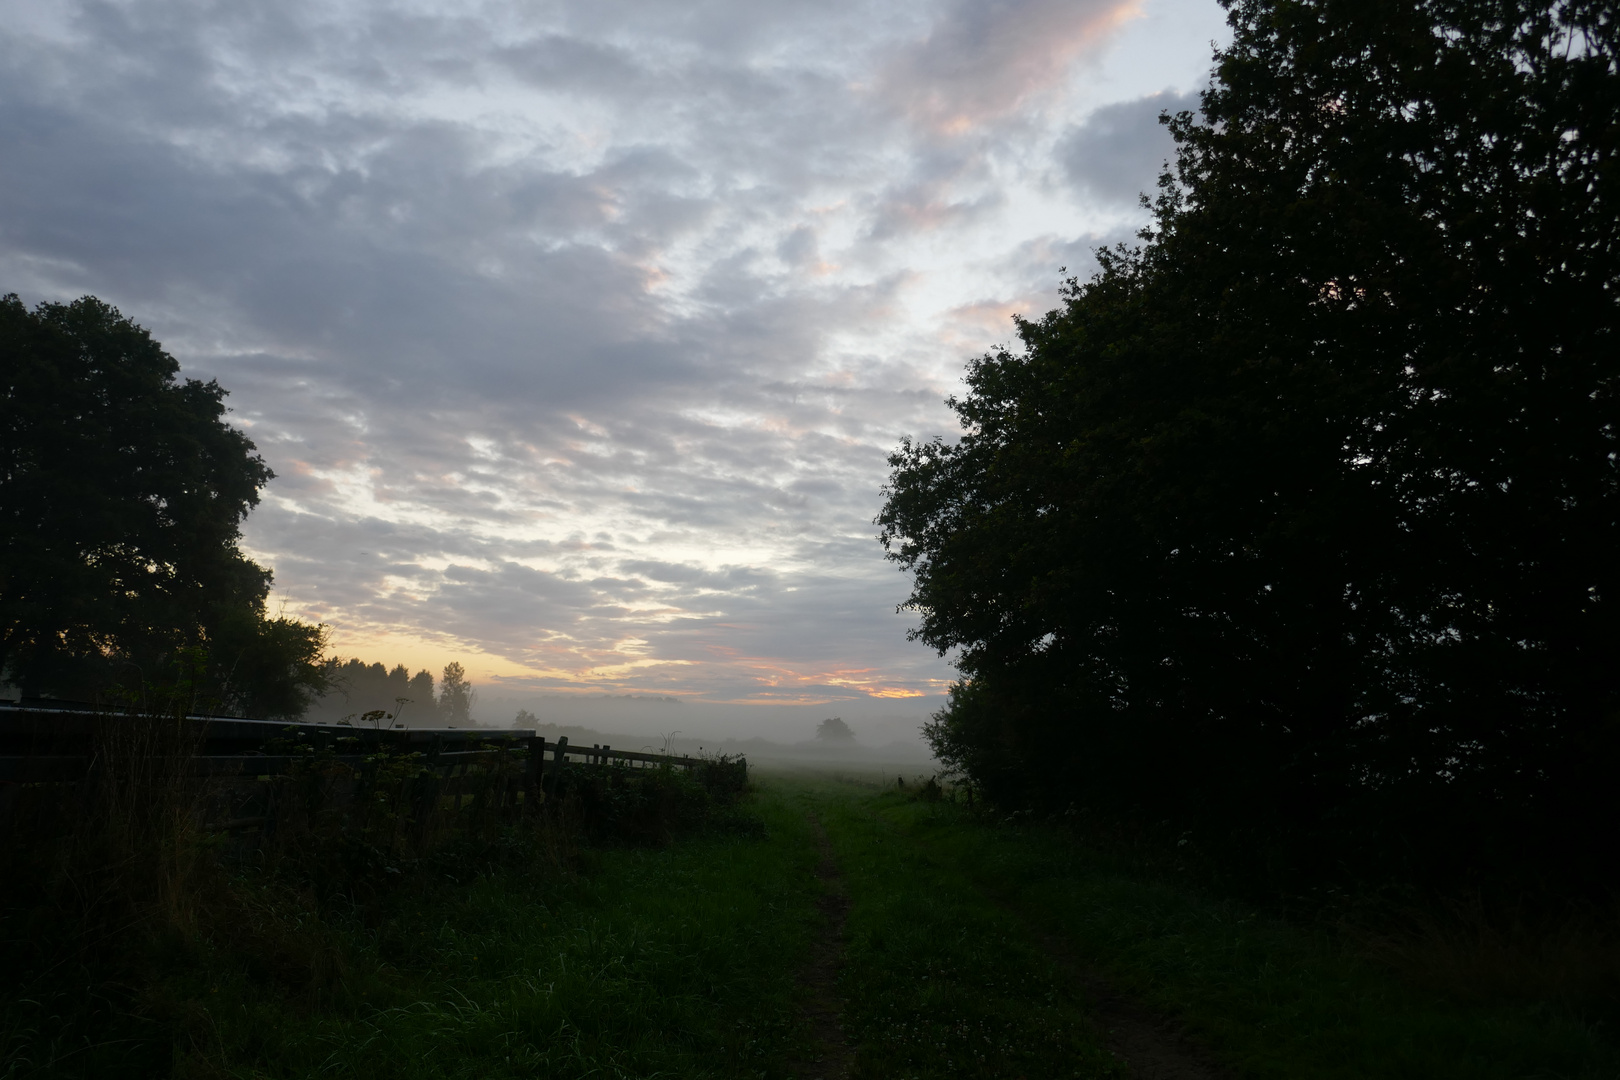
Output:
top-left (815, 716), bottom-right (856, 743)
top-left (407, 668), bottom-right (435, 721)
top-left (304, 658), bottom-right (437, 725)
top-left (438, 661), bottom-right (474, 725)
top-left (0, 294), bottom-right (326, 715)
top-left (880, 0), bottom-right (1618, 892)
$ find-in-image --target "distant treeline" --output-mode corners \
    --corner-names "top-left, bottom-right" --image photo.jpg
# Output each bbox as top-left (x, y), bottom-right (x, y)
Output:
top-left (304, 659), bottom-right (476, 727)
top-left (881, 0), bottom-right (1618, 898)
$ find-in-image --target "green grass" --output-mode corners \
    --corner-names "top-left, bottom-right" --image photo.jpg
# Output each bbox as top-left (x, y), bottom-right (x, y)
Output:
top-left (793, 778), bottom-right (1122, 1079)
top-left (8, 771), bottom-right (1616, 1079)
top-left (209, 791), bottom-right (821, 1079)
top-left (797, 773), bottom-right (1618, 1080)
top-left (6, 786), bottom-right (824, 1080)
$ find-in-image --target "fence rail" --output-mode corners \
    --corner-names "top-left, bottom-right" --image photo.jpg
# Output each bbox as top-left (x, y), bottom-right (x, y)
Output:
top-left (0, 703), bottom-right (744, 824)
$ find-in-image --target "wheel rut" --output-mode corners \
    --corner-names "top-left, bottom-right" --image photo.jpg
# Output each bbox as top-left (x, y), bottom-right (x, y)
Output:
top-left (791, 813), bottom-right (853, 1080)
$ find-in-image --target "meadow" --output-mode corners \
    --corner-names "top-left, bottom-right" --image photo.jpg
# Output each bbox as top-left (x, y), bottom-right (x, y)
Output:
top-left (4, 771), bottom-right (1616, 1079)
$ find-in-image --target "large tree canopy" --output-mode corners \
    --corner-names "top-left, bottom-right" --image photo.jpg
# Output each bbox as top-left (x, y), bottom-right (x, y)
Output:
top-left (880, 0), bottom-right (1618, 890)
top-left (0, 294), bottom-right (325, 716)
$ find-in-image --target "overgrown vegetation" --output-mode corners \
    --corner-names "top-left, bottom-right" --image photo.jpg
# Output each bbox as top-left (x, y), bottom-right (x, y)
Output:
top-left (879, 0), bottom-right (1619, 900)
top-left (0, 706), bottom-right (754, 1078)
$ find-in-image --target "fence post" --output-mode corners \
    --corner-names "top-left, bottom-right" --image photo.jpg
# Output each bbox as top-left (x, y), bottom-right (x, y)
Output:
top-left (524, 736), bottom-right (543, 810)
top-left (547, 736), bottom-right (568, 797)
top-left (411, 733), bottom-right (443, 842)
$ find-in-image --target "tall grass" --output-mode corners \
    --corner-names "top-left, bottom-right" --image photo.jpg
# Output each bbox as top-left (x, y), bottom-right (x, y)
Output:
top-left (1, 702), bottom-right (215, 1077)
top-left (0, 710), bottom-right (757, 1077)
top-left (176, 789), bottom-right (818, 1079)
top-left (1, 779), bottom-right (817, 1078)
top-left (1346, 893), bottom-right (1620, 1017)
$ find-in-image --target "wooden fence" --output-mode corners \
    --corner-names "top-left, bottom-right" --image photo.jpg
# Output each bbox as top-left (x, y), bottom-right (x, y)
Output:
top-left (0, 702), bottom-right (744, 832)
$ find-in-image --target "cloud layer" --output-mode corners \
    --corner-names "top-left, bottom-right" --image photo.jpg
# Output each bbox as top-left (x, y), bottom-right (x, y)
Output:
top-left (0, 0), bottom-right (1224, 715)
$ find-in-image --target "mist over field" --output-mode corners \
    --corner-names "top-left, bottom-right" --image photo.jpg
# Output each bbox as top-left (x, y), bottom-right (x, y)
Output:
top-left (501, 695), bottom-right (936, 753)
top-left (305, 678), bottom-right (941, 762)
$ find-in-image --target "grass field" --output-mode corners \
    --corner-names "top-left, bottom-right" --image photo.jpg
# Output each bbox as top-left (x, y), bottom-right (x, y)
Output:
top-left (803, 773), bottom-right (1618, 1080)
top-left (6, 771), bottom-right (1616, 1078)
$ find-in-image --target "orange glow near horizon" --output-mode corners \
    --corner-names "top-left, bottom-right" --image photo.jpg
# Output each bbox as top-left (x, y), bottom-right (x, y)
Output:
top-left (284, 604), bottom-right (948, 705)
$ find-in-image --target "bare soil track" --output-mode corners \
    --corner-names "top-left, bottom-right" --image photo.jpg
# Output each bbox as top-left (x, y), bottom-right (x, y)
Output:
top-left (792, 813), bottom-right (854, 1080)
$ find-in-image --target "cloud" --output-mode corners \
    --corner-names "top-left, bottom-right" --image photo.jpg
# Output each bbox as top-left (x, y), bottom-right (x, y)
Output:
top-left (880, 0), bottom-right (1143, 134)
top-left (1058, 88), bottom-right (1200, 205)
top-left (0, 0), bottom-right (1216, 712)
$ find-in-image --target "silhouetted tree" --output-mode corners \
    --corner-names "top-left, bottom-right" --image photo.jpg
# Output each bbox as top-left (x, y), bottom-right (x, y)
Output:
top-left (407, 668), bottom-right (435, 722)
top-left (882, 0), bottom-right (1618, 892)
top-left (0, 294), bottom-right (326, 715)
top-left (438, 661), bottom-right (474, 725)
top-left (815, 716), bottom-right (856, 743)
top-left (304, 658), bottom-right (438, 724)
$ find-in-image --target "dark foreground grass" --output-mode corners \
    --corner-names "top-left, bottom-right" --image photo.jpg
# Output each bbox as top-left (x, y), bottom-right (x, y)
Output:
top-left (10, 771), bottom-right (1615, 1079)
top-left (3, 785), bottom-right (822, 1080)
top-left (790, 772), bottom-right (1619, 1080)
top-left (780, 775), bottom-right (1123, 1080)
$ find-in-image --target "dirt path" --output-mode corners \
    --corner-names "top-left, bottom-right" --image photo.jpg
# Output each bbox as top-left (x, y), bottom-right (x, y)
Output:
top-left (790, 813), bottom-right (854, 1080)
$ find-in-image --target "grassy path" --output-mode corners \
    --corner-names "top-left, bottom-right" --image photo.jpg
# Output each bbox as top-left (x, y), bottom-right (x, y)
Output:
top-left (792, 776), bottom-right (1124, 1080)
top-left (790, 814), bottom-right (854, 1079)
top-left (35, 772), bottom-right (1614, 1078)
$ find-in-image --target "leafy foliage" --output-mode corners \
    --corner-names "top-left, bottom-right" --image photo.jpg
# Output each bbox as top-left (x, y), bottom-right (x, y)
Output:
top-left (0, 294), bottom-right (326, 715)
top-left (881, 0), bottom-right (1619, 891)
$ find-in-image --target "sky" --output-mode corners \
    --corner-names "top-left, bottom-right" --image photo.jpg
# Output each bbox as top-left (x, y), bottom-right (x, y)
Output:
top-left (0, 0), bottom-right (1229, 732)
